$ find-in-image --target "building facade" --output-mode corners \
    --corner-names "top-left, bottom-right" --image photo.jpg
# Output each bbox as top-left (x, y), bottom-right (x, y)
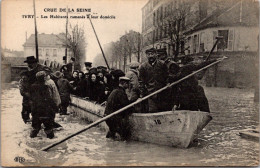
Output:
top-left (141, 0), bottom-right (202, 58)
top-left (141, 0), bottom-right (259, 88)
top-left (23, 33), bottom-right (73, 65)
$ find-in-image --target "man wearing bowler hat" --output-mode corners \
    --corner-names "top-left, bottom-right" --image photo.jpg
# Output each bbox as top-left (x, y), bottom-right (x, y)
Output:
top-left (24, 56), bottom-right (52, 85)
top-left (19, 56), bottom-right (52, 123)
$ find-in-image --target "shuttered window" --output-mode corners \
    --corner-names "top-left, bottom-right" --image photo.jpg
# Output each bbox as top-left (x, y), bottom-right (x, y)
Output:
top-left (213, 31), bottom-right (218, 51)
top-left (227, 29), bottom-right (234, 51)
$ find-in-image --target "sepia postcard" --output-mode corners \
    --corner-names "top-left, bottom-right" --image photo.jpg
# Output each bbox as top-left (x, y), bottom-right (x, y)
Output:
top-left (1, 0), bottom-right (259, 166)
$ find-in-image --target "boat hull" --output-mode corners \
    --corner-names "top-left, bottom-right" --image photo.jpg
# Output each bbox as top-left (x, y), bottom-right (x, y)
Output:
top-left (68, 95), bottom-right (212, 148)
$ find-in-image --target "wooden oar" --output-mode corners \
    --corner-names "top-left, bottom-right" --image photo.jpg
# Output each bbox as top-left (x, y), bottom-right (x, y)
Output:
top-left (41, 56), bottom-right (227, 152)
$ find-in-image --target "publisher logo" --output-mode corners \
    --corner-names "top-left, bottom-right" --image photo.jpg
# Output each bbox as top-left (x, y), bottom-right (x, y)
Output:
top-left (14, 156), bottom-right (25, 163)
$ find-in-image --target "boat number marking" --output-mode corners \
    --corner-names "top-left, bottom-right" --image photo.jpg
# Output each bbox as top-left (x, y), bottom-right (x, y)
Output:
top-left (154, 119), bottom-right (161, 125)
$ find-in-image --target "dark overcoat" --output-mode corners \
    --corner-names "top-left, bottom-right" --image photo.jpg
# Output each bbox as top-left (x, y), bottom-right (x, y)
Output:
top-left (27, 64), bottom-right (52, 85)
top-left (104, 86), bottom-right (132, 118)
top-left (104, 86), bottom-right (133, 139)
top-left (30, 82), bottom-right (56, 119)
top-left (138, 60), bottom-right (171, 112)
top-left (57, 78), bottom-right (74, 103)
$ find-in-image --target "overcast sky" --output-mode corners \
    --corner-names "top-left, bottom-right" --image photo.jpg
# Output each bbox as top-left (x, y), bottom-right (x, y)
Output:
top-left (1, 0), bottom-right (147, 62)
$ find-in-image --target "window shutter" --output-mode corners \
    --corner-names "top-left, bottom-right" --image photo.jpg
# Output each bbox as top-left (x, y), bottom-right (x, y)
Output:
top-left (213, 31), bottom-right (218, 51)
top-left (228, 29), bottom-right (234, 51)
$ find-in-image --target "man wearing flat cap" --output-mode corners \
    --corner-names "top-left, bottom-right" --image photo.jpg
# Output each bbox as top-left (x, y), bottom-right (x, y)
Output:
top-left (97, 65), bottom-right (107, 73)
top-left (104, 76), bottom-right (133, 140)
top-left (157, 48), bottom-right (175, 69)
top-left (110, 69), bottom-right (125, 90)
top-left (126, 61), bottom-right (140, 102)
top-left (30, 71), bottom-right (56, 139)
top-left (52, 71), bottom-right (75, 115)
top-left (139, 48), bottom-right (171, 113)
top-left (157, 48), bottom-right (168, 61)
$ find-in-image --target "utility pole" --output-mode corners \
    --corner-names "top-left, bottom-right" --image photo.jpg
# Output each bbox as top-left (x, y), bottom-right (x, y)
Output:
top-left (65, 6), bottom-right (68, 64)
top-left (33, 0), bottom-right (39, 61)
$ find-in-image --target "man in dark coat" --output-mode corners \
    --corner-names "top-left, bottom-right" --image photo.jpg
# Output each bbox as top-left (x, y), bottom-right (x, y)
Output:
top-left (30, 71), bottom-right (57, 139)
top-left (66, 57), bottom-right (75, 74)
top-left (138, 48), bottom-right (171, 113)
top-left (60, 56), bottom-right (71, 80)
top-left (105, 77), bottom-right (133, 140)
top-left (19, 56), bottom-right (52, 123)
top-left (60, 57), bottom-right (75, 81)
top-left (25, 56), bottom-right (52, 85)
top-left (169, 58), bottom-right (216, 112)
top-left (110, 69), bottom-right (125, 90)
top-left (75, 71), bottom-right (88, 97)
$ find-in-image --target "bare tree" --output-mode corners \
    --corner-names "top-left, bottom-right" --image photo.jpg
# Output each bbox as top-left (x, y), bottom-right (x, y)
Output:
top-left (124, 31), bottom-right (142, 62)
top-left (93, 30), bottom-right (142, 71)
top-left (59, 24), bottom-right (87, 70)
top-left (67, 24), bottom-right (86, 70)
top-left (156, 0), bottom-right (192, 60)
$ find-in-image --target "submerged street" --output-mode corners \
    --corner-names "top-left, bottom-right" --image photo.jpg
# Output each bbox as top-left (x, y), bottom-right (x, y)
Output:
top-left (1, 83), bottom-right (259, 166)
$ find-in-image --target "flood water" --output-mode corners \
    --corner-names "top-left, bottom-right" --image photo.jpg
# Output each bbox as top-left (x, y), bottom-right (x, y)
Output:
top-left (1, 83), bottom-right (259, 166)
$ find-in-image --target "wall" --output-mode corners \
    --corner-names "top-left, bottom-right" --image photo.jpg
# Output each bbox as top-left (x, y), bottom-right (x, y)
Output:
top-left (186, 26), bottom-right (259, 55)
top-left (199, 52), bottom-right (258, 88)
top-left (11, 66), bottom-right (28, 81)
top-left (1, 63), bottom-right (11, 83)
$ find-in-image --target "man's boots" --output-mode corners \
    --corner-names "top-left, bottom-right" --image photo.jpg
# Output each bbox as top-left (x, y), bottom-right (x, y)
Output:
top-left (45, 129), bottom-right (54, 139)
top-left (106, 130), bottom-right (115, 139)
top-left (46, 132), bottom-right (54, 139)
top-left (21, 108), bottom-right (31, 124)
top-left (30, 130), bottom-right (39, 138)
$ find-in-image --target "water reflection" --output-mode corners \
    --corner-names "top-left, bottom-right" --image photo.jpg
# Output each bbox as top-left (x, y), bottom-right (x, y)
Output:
top-left (1, 85), bottom-right (259, 166)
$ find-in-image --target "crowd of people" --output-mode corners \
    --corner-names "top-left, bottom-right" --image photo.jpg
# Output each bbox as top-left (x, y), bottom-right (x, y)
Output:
top-left (19, 47), bottom-right (216, 140)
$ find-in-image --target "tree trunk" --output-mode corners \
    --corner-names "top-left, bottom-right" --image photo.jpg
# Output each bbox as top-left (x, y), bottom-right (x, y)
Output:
top-left (123, 54), bottom-right (127, 72)
top-left (174, 20), bottom-right (181, 61)
top-left (119, 58), bottom-right (121, 70)
top-left (137, 33), bottom-right (141, 62)
top-left (129, 52), bottom-right (132, 63)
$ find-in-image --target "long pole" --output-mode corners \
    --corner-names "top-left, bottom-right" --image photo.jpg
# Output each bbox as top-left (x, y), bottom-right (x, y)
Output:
top-left (33, 0), bottom-right (39, 61)
top-left (65, 6), bottom-right (68, 64)
top-left (205, 36), bottom-right (223, 61)
top-left (198, 36), bottom-right (223, 80)
top-left (89, 17), bottom-right (110, 70)
top-left (41, 56), bottom-right (227, 152)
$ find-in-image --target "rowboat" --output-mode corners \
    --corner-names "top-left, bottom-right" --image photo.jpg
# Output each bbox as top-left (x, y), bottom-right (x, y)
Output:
top-left (68, 95), bottom-right (212, 148)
